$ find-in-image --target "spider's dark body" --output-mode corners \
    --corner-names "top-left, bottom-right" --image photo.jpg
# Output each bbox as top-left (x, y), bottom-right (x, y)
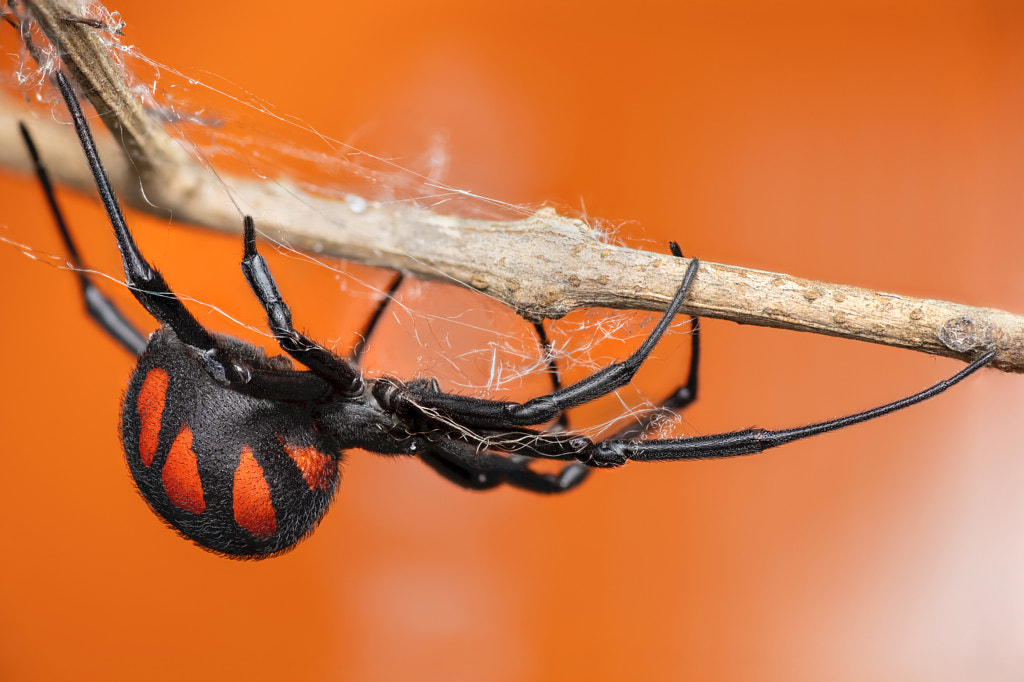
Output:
top-left (23, 70), bottom-right (995, 560)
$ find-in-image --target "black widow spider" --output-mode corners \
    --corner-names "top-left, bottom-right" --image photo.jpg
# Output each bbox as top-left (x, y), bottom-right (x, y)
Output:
top-left (24, 70), bottom-right (995, 559)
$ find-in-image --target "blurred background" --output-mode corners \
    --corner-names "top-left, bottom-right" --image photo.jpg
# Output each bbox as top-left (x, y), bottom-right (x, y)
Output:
top-left (1, 1), bottom-right (1023, 680)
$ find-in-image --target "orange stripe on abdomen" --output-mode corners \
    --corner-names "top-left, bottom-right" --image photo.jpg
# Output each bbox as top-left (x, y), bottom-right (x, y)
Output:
top-left (233, 447), bottom-right (277, 540)
top-left (281, 439), bottom-right (335, 492)
top-left (136, 368), bottom-right (169, 466)
top-left (162, 424), bottom-right (206, 513)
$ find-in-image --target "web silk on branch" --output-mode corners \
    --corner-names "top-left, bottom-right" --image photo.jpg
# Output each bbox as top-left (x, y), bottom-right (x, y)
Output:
top-left (1, 0), bottom-right (696, 440)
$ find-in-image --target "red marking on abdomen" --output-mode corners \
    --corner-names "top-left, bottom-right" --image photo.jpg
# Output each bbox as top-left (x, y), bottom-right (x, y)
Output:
top-left (162, 424), bottom-right (206, 513)
top-left (280, 439), bottom-right (335, 492)
top-left (136, 368), bottom-right (169, 466)
top-left (233, 447), bottom-right (277, 539)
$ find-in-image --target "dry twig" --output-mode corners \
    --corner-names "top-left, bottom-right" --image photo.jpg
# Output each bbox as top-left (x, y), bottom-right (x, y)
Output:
top-left (2, 0), bottom-right (1023, 372)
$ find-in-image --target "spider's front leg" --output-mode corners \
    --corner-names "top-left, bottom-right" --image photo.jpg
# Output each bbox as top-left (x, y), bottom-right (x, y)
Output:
top-left (582, 348), bottom-right (997, 467)
top-left (378, 256), bottom-right (701, 431)
top-left (51, 72), bottom-right (217, 353)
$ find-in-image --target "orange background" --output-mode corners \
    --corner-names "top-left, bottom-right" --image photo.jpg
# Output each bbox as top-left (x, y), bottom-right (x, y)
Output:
top-left (2, 1), bottom-right (1024, 680)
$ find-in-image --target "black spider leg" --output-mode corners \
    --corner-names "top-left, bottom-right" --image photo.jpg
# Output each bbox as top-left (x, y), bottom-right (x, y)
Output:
top-left (582, 348), bottom-right (997, 466)
top-left (419, 437), bottom-right (590, 493)
top-left (55, 71), bottom-right (330, 401)
top-left (411, 321), bottom-right (591, 491)
top-left (19, 121), bottom-right (147, 356)
top-left (417, 247), bottom-right (697, 491)
top-left (350, 273), bottom-right (404, 363)
top-left (241, 218), bottom-right (365, 396)
top-left (384, 257), bottom-right (702, 430)
top-left (406, 413), bottom-right (595, 493)
top-left (53, 71), bottom-right (217, 353)
top-left (612, 241), bottom-right (700, 440)
top-left (408, 290), bottom-right (592, 490)
top-left (238, 219), bottom-right (588, 491)
top-left (433, 250), bottom-right (696, 489)
top-left (371, 261), bottom-right (699, 490)
top-left (532, 321), bottom-right (570, 430)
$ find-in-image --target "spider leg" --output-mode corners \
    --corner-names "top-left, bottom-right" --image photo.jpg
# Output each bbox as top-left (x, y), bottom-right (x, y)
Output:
top-left (240, 218), bottom-right (364, 395)
top-left (612, 317), bottom-right (699, 439)
top-left (351, 273), bottom-right (404, 363)
top-left (53, 71), bottom-right (216, 352)
top-left (613, 242), bottom-right (700, 439)
top-left (55, 72), bottom-right (330, 400)
top-left (532, 321), bottom-right (570, 430)
top-left (417, 449), bottom-right (501, 491)
top-left (382, 257), bottom-right (701, 429)
top-left (581, 349), bottom-right (997, 466)
top-left (421, 438), bottom-right (589, 493)
top-left (19, 122), bottom-right (147, 356)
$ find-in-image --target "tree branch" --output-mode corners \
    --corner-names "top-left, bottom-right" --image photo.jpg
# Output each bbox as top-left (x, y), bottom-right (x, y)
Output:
top-left (4, 0), bottom-right (1023, 373)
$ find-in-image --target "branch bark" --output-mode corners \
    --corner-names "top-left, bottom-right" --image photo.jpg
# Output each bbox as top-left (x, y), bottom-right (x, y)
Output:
top-left (4, 0), bottom-right (1024, 373)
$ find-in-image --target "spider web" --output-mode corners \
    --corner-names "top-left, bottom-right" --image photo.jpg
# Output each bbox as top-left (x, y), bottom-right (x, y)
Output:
top-left (0, 1), bottom-right (697, 441)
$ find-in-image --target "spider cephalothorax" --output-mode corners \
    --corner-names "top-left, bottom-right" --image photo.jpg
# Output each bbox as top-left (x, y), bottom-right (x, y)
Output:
top-left (23, 70), bottom-right (994, 559)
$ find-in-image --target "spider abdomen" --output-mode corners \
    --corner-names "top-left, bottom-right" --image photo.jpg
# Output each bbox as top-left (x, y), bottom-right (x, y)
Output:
top-left (120, 329), bottom-right (342, 559)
